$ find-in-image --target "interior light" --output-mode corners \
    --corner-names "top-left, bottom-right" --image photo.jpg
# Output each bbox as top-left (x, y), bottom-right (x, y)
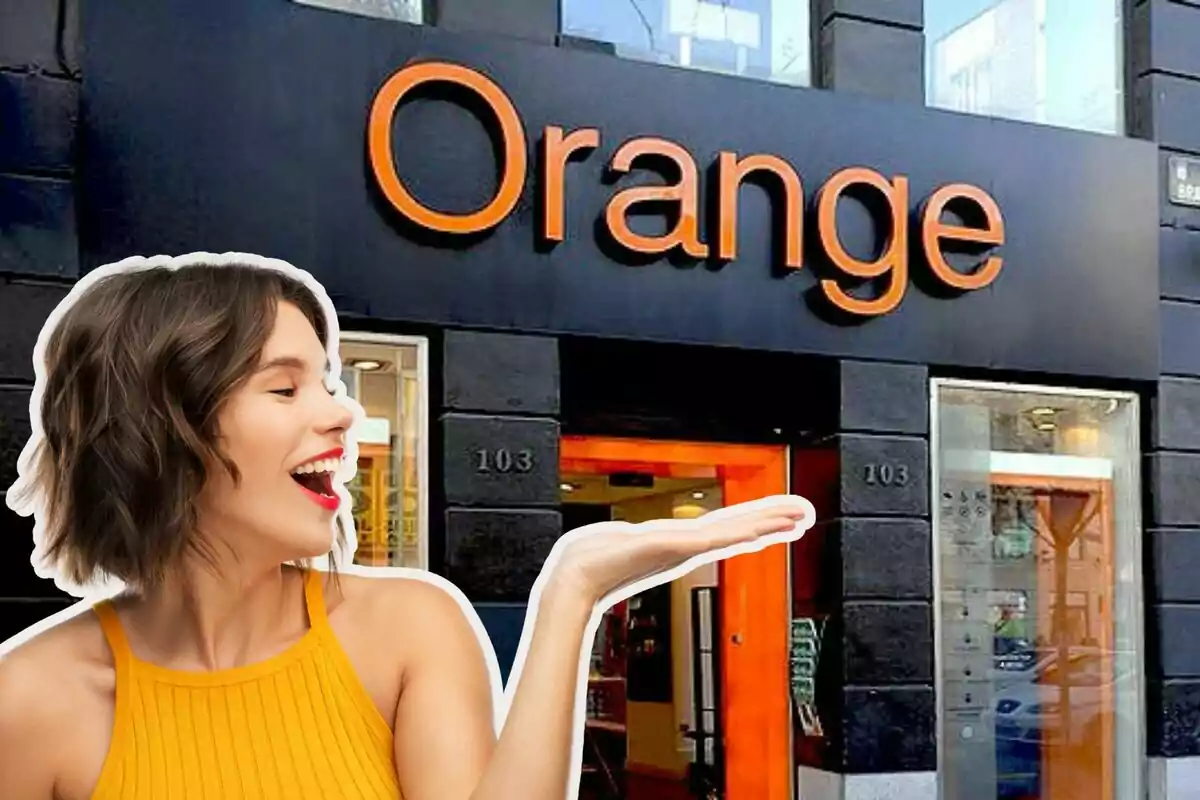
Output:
top-left (692, 491), bottom-right (705, 500)
top-left (351, 359), bottom-right (384, 371)
top-left (561, 483), bottom-right (575, 492)
top-left (1036, 422), bottom-right (1057, 432)
top-left (1030, 407), bottom-right (1056, 416)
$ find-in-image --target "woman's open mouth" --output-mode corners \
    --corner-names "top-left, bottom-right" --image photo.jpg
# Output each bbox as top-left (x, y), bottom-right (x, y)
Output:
top-left (290, 455), bottom-right (341, 512)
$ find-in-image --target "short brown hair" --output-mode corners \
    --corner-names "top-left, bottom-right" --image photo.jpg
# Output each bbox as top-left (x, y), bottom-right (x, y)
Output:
top-left (14, 261), bottom-right (347, 590)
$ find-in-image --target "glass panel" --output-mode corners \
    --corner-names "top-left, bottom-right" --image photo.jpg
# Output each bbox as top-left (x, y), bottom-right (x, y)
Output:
top-left (561, 0), bottom-right (811, 87)
top-left (338, 336), bottom-right (427, 570)
top-left (925, 0), bottom-right (1124, 135)
top-left (933, 382), bottom-right (1143, 800)
top-left (291, 0), bottom-right (422, 23)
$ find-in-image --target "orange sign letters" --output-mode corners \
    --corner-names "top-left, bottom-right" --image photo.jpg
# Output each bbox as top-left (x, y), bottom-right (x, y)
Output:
top-left (367, 60), bottom-right (1006, 317)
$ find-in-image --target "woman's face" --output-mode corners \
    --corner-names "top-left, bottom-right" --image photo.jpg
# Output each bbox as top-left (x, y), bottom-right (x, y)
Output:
top-left (197, 301), bottom-right (354, 567)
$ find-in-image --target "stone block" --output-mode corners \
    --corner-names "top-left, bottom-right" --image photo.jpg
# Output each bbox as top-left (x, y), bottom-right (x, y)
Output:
top-left (1163, 302), bottom-right (1200, 378)
top-left (839, 518), bottom-right (931, 600)
top-left (818, 0), bottom-right (923, 29)
top-left (841, 686), bottom-right (936, 772)
top-left (0, 387), bottom-right (31, 491)
top-left (1150, 451), bottom-right (1200, 526)
top-left (445, 508), bottom-right (562, 602)
top-left (441, 413), bottom-right (560, 507)
top-left (841, 602), bottom-right (933, 684)
top-left (819, 17), bottom-right (923, 103)
top-left (443, 330), bottom-right (559, 415)
top-left (1161, 227), bottom-right (1200, 302)
top-left (838, 434), bottom-right (929, 517)
top-left (1132, 0), bottom-right (1200, 80)
top-left (0, 174), bottom-right (79, 278)
top-left (434, 0), bottom-right (558, 44)
top-left (0, 281), bottom-right (68, 381)
top-left (1134, 73), bottom-right (1200, 154)
top-left (1152, 529), bottom-right (1200, 603)
top-left (1149, 679), bottom-right (1200, 757)
top-left (0, 0), bottom-right (77, 74)
top-left (838, 360), bottom-right (928, 436)
top-left (0, 71), bottom-right (78, 174)
top-left (1152, 604), bottom-right (1200, 679)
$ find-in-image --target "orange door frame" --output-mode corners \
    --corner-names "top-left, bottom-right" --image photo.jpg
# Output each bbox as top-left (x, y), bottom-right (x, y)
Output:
top-left (560, 435), bottom-right (791, 800)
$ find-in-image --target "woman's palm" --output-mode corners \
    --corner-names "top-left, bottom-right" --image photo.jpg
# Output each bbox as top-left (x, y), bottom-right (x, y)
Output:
top-left (551, 495), bottom-right (813, 605)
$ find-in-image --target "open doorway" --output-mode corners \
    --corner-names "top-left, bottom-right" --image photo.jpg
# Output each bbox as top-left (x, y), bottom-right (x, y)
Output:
top-left (561, 436), bottom-right (790, 800)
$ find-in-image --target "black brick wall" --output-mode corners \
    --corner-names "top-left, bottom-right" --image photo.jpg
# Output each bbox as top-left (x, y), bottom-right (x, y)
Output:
top-left (437, 330), bottom-right (563, 680)
top-left (1136, 0), bottom-right (1200, 760)
top-left (792, 360), bottom-right (936, 774)
top-left (0, 0), bottom-right (80, 642)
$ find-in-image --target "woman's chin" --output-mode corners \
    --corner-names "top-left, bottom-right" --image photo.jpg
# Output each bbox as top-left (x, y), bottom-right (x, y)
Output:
top-left (284, 531), bottom-right (337, 562)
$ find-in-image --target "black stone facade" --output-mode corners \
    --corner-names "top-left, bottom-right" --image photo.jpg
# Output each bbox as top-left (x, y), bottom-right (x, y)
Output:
top-left (1138, 0), bottom-right (1200, 759)
top-left (1, 0), bottom-right (1198, 788)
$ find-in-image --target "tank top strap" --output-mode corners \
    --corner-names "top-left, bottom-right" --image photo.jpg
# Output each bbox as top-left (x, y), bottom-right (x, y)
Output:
top-left (92, 599), bottom-right (135, 672)
top-left (303, 567), bottom-right (331, 633)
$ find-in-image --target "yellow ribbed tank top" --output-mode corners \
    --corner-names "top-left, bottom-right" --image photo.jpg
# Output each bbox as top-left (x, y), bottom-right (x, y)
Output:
top-left (89, 568), bottom-right (403, 799)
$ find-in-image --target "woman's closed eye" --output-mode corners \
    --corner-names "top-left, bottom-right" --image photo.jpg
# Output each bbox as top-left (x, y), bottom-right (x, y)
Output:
top-left (270, 387), bottom-right (296, 398)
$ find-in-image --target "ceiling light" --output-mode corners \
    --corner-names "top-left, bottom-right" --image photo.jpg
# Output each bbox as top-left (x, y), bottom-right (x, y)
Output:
top-left (692, 491), bottom-right (705, 500)
top-left (561, 483), bottom-right (575, 492)
top-left (1036, 422), bottom-right (1057, 432)
top-left (1030, 407), bottom-right (1056, 416)
top-left (351, 359), bottom-right (384, 371)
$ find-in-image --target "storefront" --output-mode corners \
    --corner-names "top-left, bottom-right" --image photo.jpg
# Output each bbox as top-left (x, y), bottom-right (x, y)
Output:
top-left (8, 0), bottom-right (1199, 799)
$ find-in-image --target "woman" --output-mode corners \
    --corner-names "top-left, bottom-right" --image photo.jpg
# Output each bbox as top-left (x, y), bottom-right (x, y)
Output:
top-left (0, 254), bottom-right (812, 800)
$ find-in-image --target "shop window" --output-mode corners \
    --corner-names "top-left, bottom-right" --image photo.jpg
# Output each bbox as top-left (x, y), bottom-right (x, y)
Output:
top-left (931, 380), bottom-right (1144, 800)
top-left (925, 0), bottom-right (1124, 135)
top-left (291, 0), bottom-right (423, 24)
top-left (339, 334), bottom-right (429, 570)
top-left (560, 0), bottom-right (811, 88)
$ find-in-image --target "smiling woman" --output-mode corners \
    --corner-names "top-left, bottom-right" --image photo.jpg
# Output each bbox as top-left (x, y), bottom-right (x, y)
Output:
top-left (0, 254), bottom-right (813, 800)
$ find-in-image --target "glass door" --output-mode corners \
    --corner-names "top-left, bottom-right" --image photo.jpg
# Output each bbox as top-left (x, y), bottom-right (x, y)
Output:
top-left (932, 381), bottom-right (1143, 800)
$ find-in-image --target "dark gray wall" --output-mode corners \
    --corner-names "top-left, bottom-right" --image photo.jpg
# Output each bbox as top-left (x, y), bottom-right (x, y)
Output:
top-left (1135, 0), bottom-right (1200, 761)
top-left (791, 360), bottom-right (935, 775)
top-left (0, 0), bottom-right (79, 639)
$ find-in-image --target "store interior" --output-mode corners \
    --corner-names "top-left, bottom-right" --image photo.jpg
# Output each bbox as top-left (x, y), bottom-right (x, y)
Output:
top-left (339, 339), bottom-right (425, 569)
top-left (561, 472), bottom-right (724, 800)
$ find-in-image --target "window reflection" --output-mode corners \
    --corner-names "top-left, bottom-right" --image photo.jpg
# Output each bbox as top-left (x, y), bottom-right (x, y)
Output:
top-left (561, 0), bottom-right (811, 87)
top-left (925, 0), bottom-right (1123, 135)
top-left (934, 383), bottom-right (1142, 800)
top-left (339, 335), bottom-right (427, 570)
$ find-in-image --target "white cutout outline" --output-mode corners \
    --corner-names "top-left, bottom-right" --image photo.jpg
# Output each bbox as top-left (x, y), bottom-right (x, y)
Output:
top-left (0, 251), bottom-right (816, 799)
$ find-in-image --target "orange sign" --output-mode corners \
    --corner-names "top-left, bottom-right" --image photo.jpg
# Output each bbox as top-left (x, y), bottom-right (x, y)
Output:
top-left (368, 60), bottom-right (1005, 318)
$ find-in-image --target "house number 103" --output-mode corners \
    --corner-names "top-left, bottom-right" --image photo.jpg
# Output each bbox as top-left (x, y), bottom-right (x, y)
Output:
top-left (476, 448), bottom-right (535, 474)
top-left (864, 463), bottom-right (910, 487)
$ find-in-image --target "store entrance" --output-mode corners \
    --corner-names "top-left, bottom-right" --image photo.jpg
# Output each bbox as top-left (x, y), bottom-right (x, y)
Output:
top-left (560, 436), bottom-right (790, 800)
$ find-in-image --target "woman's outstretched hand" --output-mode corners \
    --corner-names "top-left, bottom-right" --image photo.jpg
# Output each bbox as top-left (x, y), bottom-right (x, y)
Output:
top-left (544, 494), bottom-right (815, 607)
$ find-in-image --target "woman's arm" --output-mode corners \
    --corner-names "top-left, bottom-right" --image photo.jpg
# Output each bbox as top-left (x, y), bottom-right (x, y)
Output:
top-left (0, 655), bottom-right (64, 799)
top-left (391, 575), bottom-right (593, 800)
top-left (392, 498), bottom-right (812, 800)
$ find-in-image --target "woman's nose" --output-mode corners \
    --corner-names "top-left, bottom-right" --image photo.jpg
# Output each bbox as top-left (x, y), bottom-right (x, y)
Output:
top-left (321, 392), bottom-right (356, 433)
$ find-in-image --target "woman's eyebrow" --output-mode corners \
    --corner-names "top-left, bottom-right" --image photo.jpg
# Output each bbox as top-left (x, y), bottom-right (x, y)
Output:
top-left (257, 356), bottom-right (331, 374)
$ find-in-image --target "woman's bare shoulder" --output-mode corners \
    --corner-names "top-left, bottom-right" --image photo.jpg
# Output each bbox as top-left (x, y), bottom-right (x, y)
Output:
top-left (0, 607), bottom-right (112, 710)
top-left (0, 609), bottom-right (114, 783)
top-left (325, 568), bottom-right (481, 647)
